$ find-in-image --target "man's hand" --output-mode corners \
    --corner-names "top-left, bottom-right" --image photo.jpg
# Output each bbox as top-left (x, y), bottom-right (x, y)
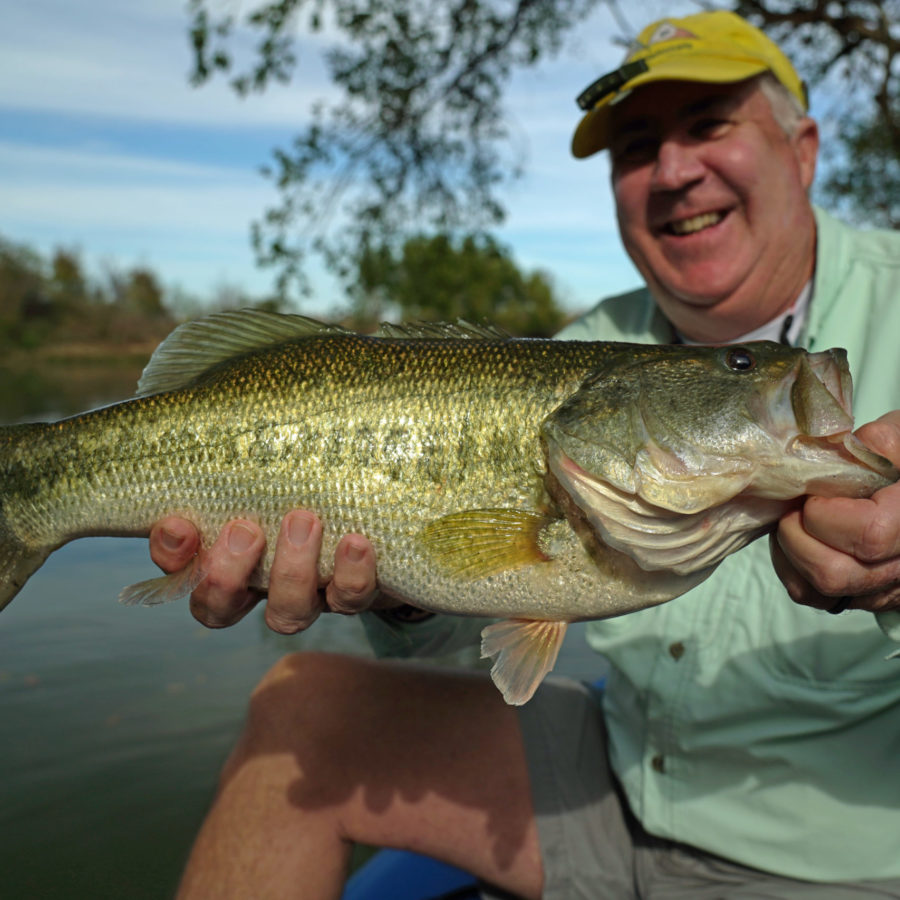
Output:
top-left (149, 511), bottom-right (382, 632)
top-left (772, 411), bottom-right (900, 613)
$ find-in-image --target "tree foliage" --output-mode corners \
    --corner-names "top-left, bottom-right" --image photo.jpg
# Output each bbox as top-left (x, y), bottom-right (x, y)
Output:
top-left (819, 112), bottom-right (900, 227)
top-left (0, 238), bottom-right (176, 350)
top-left (187, 0), bottom-right (900, 300)
top-left (734, 0), bottom-right (900, 228)
top-left (352, 233), bottom-right (565, 334)
top-left (187, 0), bottom-right (603, 297)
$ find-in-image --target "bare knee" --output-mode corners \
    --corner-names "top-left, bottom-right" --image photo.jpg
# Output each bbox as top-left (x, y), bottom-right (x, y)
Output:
top-left (251, 651), bottom-right (362, 709)
top-left (221, 653), bottom-right (377, 785)
top-left (241, 651), bottom-right (361, 738)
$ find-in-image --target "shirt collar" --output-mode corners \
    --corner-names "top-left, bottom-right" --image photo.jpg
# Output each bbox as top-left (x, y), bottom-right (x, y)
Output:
top-left (675, 281), bottom-right (812, 347)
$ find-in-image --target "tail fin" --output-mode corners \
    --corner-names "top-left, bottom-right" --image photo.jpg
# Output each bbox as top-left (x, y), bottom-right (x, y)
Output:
top-left (0, 521), bottom-right (50, 612)
top-left (0, 422), bottom-right (52, 612)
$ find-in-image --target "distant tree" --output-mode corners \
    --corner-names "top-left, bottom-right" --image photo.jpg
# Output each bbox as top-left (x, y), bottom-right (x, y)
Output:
top-left (0, 238), bottom-right (182, 349)
top-left (186, 0), bottom-right (604, 297)
top-left (352, 233), bottom-right (565, 335)
top-left (46, 249), bottom-right (96, 332)
top-left (734, 0), bottom-right (900, 228)
top-left (820, 114), bottom-right (900, 228)
top-left (206, 281), bottom-right (289, 314)
top-left (49, 250), bottom-right (87, 303)
top-left (115, 268), bottom-right (168, 319)
top-left (0, 238), bottom-right (49, 347)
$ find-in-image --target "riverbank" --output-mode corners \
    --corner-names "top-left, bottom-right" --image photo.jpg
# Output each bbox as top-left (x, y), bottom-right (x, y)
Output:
top-left (0, 342), bottom-right (158, 422)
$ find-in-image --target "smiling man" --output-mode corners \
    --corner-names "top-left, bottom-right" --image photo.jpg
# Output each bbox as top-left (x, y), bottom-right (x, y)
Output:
top-left (152, 11), bottom-right (900, 899)
top-left (606, 79), bottom-right (818, 341)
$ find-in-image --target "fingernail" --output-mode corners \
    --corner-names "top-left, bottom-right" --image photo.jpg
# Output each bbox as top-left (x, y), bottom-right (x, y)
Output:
top-left (345, 541), bottom-right (366, 563)
top-left (287, 513), bottom-right (313, 547)
top-left (228, 522), bottom-right (256, 553)
top-left (265, 611), bottom-right (309, 635)
top-left (160, 527), bottom-right (183, 552)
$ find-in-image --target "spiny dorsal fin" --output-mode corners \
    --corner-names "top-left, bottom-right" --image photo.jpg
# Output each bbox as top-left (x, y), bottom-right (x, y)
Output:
top-left (377, 320), bottom-right (510, 341)
top-left (136, 309), bottom-right (351, 397)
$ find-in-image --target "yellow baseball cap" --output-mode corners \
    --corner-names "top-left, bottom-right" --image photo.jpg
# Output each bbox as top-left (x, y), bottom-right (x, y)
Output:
top-left (572, 10), bottom-right (807, 158)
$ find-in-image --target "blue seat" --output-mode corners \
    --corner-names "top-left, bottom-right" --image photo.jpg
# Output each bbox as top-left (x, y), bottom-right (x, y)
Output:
top-left (342, 847), bottom-right (480, 900)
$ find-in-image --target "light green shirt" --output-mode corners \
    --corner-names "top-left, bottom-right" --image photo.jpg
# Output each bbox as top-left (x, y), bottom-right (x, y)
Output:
top-left (365, 208), bottom-right (900, 880)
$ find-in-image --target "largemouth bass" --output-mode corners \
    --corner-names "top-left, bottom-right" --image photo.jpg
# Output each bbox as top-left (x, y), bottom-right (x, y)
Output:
top-left (0, 310), bottom-right (895, 703)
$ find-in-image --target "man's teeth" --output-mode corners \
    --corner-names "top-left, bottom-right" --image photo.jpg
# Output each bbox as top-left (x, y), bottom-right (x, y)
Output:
top-left (668, 212), bottom-right (724, 235)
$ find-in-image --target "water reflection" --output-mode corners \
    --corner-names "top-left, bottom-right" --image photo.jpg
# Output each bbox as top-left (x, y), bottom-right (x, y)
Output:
top-left (0, 368), bottom-right (600, 898)
top-left (0, 537), bottom-right (378, 898)
top-left (0, 354), bottom-right (148, 422)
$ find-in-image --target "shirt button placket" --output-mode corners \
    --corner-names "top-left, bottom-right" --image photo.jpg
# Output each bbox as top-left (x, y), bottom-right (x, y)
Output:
top-left (648, 643), bottom-right (687, 779)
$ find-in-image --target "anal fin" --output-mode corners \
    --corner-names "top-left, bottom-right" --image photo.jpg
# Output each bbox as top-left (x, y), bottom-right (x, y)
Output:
top-left (118, 556), bottom-right (206, 607)
top-left (480, 619), bottom-right (568, 706)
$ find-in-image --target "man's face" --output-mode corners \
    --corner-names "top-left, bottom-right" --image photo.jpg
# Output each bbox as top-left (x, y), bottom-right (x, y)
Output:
top-left (609, 79), bottom-right (819, 342)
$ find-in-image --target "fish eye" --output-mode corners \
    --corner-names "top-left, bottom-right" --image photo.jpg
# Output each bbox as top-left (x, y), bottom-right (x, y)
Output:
top-left (724, 348), bottom-right (756, 372)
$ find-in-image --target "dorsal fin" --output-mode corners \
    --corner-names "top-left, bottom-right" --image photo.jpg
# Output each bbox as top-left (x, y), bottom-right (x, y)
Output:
top-left (136, 309), bottom-right (351, 397)
top-left (377, 320), bottom-right (510, 341)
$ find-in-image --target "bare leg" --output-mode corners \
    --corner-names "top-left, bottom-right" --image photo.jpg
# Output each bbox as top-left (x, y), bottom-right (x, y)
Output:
top-left (177, 653), bottom-right (543, 900)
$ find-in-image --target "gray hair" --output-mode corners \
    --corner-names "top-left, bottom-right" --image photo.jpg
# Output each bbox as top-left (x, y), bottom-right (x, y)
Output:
top-left (754, 72), bottom-right (807, 136)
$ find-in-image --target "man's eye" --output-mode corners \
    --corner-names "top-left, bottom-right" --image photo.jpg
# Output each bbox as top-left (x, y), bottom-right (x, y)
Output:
top-left (613, 136), bottom-right (659, 164)
top-left (692, 118), bottom-right (730, 138)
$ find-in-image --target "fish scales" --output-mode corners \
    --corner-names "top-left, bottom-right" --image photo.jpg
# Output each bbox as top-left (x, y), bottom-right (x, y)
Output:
top-left (0, 329), bottom-right (623, 613)
top-left (0, 310), bottom-right (895, 704)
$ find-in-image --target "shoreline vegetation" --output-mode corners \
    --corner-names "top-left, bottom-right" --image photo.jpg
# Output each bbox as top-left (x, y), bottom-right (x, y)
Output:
top-left (0, 348), bottom-right (155, 423)
top-left (0, 230), bottom-right (570, 422)
top-left (0, 235), bottom-right (281, 422)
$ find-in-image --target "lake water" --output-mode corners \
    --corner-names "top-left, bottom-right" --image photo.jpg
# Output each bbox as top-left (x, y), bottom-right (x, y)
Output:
top-left (0, 375), bottom-right (603, 898)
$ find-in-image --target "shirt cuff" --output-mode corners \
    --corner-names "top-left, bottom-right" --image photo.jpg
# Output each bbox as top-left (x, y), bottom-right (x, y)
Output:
top-left (875, 609), bottom-right (900, 658)
top-left (360, 610), bottom-right (492, 664)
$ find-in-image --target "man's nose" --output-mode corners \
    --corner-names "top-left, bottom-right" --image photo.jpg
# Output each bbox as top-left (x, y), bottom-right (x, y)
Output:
top-left (650, 140), bottom-right (704, 191)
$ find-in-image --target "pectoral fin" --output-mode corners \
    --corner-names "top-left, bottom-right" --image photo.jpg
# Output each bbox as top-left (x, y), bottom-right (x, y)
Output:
top-left (481, 619), bottom-right (568, 706)
top-left (420, 509), bottom-right (552, 578)
top-left (118, 556), bottom-right (206, 606)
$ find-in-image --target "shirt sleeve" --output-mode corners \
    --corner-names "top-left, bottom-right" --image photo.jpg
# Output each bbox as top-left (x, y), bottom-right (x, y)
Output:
top-left (875, 609), bottom-right (900, 654)
top-left (360, 610), bottom-right (493, 666)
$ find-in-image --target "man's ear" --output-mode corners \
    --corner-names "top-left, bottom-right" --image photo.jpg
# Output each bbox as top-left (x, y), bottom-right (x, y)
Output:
top-left (792, 116), bottom-right (819, 192)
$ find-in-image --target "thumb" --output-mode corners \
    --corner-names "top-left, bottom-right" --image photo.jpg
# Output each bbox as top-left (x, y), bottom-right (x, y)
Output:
top-left (855, 411), bottom-right (900, 468)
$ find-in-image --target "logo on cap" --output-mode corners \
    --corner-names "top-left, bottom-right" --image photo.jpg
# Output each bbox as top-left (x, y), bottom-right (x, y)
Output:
top-left (626, 22), bottom-right (699, 61)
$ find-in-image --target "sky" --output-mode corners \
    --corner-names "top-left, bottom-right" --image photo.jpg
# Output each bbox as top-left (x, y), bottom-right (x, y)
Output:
top-left (0, 0), bottom-right (695, 319)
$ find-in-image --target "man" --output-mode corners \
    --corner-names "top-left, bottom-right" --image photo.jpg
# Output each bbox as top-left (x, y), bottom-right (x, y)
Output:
top-left (152, 12), bottom-right (900, 898)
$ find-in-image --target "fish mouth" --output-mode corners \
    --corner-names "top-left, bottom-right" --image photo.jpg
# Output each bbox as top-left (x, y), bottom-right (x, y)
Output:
top-left (770, 349), bottom-right (898, 493)
top-left (663, 209), bottom-right (727, 236)
top-left (792, 349), bottom-right (853, 435)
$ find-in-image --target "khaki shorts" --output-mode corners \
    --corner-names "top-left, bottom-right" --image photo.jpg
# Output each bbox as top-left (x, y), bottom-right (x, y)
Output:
top-left (479, 677), bottom-right (900, 900)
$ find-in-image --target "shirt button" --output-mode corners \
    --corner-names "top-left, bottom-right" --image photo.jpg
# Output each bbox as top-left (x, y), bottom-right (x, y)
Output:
top-left (651, 754), bottom-right (666, 773)
top-left (668, 641), bottom-right (685, 660)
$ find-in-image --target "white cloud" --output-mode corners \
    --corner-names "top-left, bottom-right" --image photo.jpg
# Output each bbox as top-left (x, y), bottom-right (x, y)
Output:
top-left (0, 0), bottom-right (668, 315)
top-left (0, 140), bottom-right (238, 184)
top-left (0, 0), bottom-right (336, 127)
top-left (0, 136), bottom-right (349, 313)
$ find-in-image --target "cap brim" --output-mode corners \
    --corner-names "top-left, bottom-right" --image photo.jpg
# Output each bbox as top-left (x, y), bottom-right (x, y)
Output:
top-left (572, 56), bottom-right (769, 159)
